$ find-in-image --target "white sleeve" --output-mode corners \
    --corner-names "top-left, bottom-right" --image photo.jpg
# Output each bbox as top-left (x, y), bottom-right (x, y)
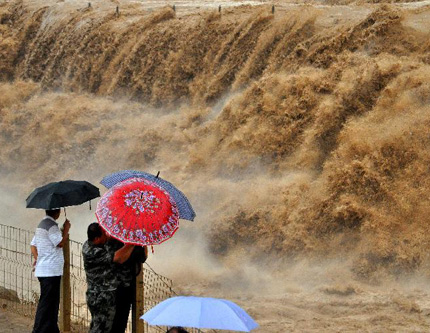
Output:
top-left (48, 225), bottom-right (63, 247)
top-left (30, 235), bottom-right (36, 246)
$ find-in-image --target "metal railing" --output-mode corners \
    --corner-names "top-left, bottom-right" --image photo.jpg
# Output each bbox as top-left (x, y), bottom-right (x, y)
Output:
top-left (0, 223), bottom-right (204, 332)
top-left (0, 224), bottom-right (39, 318)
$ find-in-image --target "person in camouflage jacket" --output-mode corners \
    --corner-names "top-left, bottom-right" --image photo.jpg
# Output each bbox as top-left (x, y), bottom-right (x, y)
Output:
top-left (82, 223), bottom-right (135, 333)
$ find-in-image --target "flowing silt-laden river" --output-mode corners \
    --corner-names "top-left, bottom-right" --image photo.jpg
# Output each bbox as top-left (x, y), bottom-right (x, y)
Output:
top-left (2, 0), bottom-right (430, 330)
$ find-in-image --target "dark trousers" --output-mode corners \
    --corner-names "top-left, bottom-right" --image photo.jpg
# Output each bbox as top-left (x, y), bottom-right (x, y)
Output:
top-left (111, 285), bottom-right (134, 332)
top-left (33, 276), bottom-right (61, 333)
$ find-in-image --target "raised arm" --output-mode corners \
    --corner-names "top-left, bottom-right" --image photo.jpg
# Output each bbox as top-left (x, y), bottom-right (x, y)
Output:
top-left (113, 244), bottom-right (135, 264)
top-left (57, 219), bottom-right (71, 248)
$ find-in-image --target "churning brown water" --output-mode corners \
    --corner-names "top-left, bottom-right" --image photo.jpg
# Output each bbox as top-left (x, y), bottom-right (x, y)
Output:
top-left (2, 0), bottom-right (430, 330)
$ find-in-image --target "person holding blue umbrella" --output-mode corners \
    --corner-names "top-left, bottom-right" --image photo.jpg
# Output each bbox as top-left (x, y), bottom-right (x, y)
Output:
top-left (99, 170), bottom-right (195, 332)
top-left (167, 327), bottom-right (189, 333)
top-left (141, 296), bottom-right (259, 332)
top-left (82, 223), bottom-right (136, 333)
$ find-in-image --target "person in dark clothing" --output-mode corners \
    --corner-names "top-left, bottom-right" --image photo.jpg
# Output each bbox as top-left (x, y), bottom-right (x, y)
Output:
top-left (109, 238), bottom-right (147, 332)
top-left (82, 223), bottom-right (135, 333)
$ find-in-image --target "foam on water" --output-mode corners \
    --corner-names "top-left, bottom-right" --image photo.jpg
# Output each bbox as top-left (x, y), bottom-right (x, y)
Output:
top-left (2, 1), bottom-right (430, 330)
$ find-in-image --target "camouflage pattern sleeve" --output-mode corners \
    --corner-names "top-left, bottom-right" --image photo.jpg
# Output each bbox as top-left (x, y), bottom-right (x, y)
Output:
top-left (82, 240), bottom-right (118, 291)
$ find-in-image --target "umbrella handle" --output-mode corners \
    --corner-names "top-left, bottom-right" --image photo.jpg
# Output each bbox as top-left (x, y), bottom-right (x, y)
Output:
top-left (64, 207), bottom-right (67, 218)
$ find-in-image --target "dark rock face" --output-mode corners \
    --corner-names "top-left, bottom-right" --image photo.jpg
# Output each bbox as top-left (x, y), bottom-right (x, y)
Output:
top-left (0, 286), bottom-right (20, 302)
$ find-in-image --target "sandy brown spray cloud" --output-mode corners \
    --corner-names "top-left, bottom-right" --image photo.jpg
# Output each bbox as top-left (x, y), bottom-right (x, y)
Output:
top-left (2, 0), bottom-right (430, 294)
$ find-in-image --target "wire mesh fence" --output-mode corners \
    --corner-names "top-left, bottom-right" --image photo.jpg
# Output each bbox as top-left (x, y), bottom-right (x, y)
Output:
top-left (0, 224), bottom-right (38, 318)
top-left (69, 239), bottom-right (91, 331)
top-left (0, 223), bottom-right (205, 333)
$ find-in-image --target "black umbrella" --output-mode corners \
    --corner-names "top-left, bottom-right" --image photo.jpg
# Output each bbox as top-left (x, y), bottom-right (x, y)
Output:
top-left (26, 180), bottom-right (100, 210)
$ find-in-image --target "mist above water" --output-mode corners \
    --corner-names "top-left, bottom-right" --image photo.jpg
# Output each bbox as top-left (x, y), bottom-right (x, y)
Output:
top-left (2, 0), bottom-right (430, 295)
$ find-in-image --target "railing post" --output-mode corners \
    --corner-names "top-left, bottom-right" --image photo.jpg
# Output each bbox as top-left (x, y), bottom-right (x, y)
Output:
top-left (60, 239), bottom-right (71, 332)
top-left (132, 264), bottom-right (144, 333)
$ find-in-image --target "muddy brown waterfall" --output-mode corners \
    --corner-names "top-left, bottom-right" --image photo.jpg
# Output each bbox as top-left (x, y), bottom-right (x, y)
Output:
top-left (2, 0), bottom-right (430, 331)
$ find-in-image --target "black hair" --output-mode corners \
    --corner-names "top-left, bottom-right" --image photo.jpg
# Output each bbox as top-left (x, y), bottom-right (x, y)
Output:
top-left (45, 209), bottom-right (61, 217)
top-left (166, 327), bottom-right (189, 333)
top-left (87, 223), bottom-right (103, 242)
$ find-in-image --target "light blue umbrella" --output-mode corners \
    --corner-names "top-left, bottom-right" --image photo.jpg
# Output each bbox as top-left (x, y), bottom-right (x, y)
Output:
top-left (141, 296), bottom-right (259, 332)
top-left (100, 170), bottom-right (196, 221)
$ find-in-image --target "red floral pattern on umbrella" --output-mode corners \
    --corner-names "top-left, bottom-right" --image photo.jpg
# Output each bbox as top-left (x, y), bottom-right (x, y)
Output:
top-left (96, 177), bottom-right (179, 246)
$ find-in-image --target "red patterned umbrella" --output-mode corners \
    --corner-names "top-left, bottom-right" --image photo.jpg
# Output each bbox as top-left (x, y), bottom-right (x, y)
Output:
top-left (96, 177), bottom-right (179, 246)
